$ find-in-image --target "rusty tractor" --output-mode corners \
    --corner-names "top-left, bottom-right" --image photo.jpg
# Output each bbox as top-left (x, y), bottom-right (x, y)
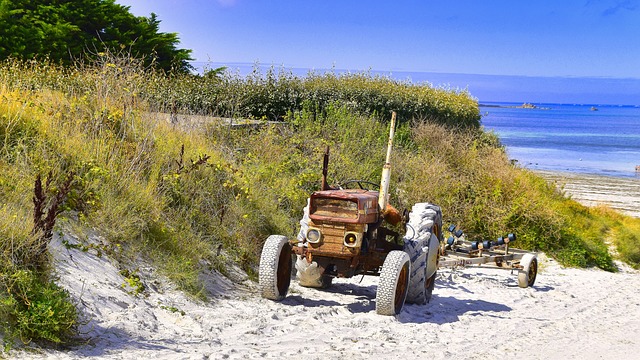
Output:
top-left (258, 112), bottom-right (442, 315)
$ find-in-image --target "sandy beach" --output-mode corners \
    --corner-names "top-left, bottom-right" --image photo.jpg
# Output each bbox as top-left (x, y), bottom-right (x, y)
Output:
top-left (536, 170), bottom-right (640, 217)
top-left (10, 170), bottom-right (640, 360)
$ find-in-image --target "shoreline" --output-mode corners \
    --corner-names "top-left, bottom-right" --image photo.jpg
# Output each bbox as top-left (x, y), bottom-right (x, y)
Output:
top-left (535, 170), bottom-right (640, 217)
top-left (479, 102), bottom-right (552, 110)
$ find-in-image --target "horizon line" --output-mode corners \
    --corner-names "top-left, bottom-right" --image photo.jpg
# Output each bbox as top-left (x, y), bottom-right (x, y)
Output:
top-left (191, 61), bottom-right (640, 81)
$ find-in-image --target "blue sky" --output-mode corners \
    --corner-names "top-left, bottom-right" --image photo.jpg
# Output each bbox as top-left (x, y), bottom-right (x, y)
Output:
top-left (117, 0), bottom-right (640, 104)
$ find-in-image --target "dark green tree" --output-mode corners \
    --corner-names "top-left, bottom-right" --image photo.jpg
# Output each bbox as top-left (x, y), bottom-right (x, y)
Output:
top-left (0, 0), bottom-right (193, 72)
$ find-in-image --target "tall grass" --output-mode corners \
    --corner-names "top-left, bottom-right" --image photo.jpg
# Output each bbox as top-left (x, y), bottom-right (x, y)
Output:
top-left (1, 56), bottom-right (639, 346)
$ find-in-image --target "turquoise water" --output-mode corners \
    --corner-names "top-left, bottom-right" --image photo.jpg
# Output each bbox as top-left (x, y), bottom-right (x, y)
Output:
top-left (480, 102), bottom-right (640, 178)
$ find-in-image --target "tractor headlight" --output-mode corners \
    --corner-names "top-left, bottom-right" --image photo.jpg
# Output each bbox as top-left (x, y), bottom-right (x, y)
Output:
top-left (344, 232), bottom-right (360, 247)
top-left (306, 228), bottom-right (322, 243)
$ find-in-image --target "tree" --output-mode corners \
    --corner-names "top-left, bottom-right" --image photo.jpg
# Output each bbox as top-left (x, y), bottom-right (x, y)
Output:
top-left (0, 0), bottom-right (193, 73)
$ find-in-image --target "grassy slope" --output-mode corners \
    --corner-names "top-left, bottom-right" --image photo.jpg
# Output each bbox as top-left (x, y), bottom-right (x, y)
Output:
top-left (1, 58), bottom-right (640, 346)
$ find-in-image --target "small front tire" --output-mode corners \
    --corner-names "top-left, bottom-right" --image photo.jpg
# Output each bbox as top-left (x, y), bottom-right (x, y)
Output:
top-left (376, 251), bottom-right (411, 316)
top-left (259, 235), bottom-right (292, 300)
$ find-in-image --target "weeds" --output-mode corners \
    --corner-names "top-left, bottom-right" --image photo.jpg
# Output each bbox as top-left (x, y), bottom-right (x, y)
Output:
top-left (0, 269), bottom-right (77, 345)
top-left (119, 269), bottom-right (146, 296)
top-left (31, 172), bottom-right (75, 272)
top-left (159, 304), bottom-right (185, 316)
top-left (0, 171), bottom-right (78, 346)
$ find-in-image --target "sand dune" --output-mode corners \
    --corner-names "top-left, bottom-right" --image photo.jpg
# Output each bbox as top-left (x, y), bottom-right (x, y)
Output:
top-left (13, 234), bottom-right (639, 359)
top-left (10, 171), bottom-right (640, 359)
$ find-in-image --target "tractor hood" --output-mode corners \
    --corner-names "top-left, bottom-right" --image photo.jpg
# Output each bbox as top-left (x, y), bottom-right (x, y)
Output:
top-left (309, 189), bottom-right (380, 224)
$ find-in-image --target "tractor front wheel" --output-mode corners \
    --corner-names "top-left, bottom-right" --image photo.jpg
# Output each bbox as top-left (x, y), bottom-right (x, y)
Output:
top-left (376, 251), bottom-right (411, 315)
top-left (259, 235), bottom-right (292, 300)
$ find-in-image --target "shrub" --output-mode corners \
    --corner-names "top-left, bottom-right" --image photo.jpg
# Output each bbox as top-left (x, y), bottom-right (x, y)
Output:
top-left (0, 269), bottom-right (77, 345)
top-left (141, 65), bottom-right (481, 127)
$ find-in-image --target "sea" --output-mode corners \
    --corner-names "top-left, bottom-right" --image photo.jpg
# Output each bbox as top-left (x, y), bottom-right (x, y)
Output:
top-left (480, 102), bottom-right (640, 179)
top-left (199, 62), bottom-right (640, 179)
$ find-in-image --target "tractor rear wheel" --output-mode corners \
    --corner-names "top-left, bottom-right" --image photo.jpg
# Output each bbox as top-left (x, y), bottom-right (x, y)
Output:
top-left (376, 250), bottom-right (411, 315)
top-left (403, 203), bottom-right (442, 304)
top-left (424, 270), bottom-right (437, 302)
top-left (259, 235), bottom-right (292, 300)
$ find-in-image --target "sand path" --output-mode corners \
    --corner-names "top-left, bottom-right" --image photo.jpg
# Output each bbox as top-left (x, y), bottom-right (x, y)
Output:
top-left (9, 170), bottom-right (640, 359)
top-left (14, 234), bottom-right (639, 360)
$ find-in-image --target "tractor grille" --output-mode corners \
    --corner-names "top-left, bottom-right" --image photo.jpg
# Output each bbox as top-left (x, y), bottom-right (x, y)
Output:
top-left (311, 198), bottom-right (358, 219)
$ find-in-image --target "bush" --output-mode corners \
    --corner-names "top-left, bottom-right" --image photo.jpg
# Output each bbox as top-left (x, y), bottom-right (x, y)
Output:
top-left (393, 121), bottom-right (620, 269)
top-left (142, 65), bottom-right (481, 127)
top-left (0, 269), bottom-right (77, 346)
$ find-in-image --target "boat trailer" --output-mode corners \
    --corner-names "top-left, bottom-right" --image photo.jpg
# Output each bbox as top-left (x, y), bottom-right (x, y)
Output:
top-left (438, 225), bottom-right (538, 288)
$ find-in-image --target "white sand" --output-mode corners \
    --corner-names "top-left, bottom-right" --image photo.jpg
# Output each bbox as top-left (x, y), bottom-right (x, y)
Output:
top-left (536, 170), bottom-right (640, 217)
top-left (8, 171), bottom-right (640, 359)
top-left (10, 230), bottom-right (639, 360)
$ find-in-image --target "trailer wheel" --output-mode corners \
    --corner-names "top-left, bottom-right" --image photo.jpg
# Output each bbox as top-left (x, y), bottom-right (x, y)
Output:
top-left (376, 251), bottom-right (411, 315)
top-left (259, 235), bottom-right (292, 300)
top-left (518, 253), bottom-right (538, 288)
top-left (403, 203), bottom-right (442, 304)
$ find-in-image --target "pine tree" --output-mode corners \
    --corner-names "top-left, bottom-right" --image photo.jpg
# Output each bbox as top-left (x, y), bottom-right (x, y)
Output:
top-left (0, 0), bottom-right (193, 72)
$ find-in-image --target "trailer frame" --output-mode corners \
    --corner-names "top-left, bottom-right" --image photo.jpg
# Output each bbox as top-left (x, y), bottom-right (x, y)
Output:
top-left (438, 226), bottom-right (538, 288)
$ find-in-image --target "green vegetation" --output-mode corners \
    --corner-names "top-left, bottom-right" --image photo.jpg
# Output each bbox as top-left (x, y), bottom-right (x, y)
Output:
top-left (1, 57), bottom-right (639, 347)
top-left (144, 65), bottom-right (481, 127)
top-left (0, 0), bottom-right (193, 72)
top-left (0, 269), bottom-right (77, 346)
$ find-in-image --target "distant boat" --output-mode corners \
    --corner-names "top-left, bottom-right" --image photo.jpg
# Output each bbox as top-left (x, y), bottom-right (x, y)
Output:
top-left (590, 106), bottom-right (598, 111)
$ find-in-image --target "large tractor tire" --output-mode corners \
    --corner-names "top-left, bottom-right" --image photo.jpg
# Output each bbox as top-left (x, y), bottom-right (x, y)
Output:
top-left (376, 250), bottom-right (411, 315)
top-left (295, 200), bottom-right (333, 288)
top-left (402, 203), bottom-right (442, 305)
top-left (259, 235), bottom-right (292, 300)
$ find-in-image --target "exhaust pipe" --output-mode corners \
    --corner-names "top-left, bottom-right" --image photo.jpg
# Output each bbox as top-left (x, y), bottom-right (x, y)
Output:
top-left (378, 111), bottom-right (397, 212)
top-left (321, 146), bottom-right (330, 190)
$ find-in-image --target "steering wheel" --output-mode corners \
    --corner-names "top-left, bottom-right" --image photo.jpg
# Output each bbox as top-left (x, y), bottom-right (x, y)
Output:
top-left (338, 180), bottom-right (380, 191)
